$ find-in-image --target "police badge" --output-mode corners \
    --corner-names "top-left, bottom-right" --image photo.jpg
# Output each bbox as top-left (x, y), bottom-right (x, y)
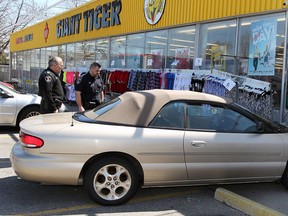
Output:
top-left (45, 76), bottom-right (52, 83)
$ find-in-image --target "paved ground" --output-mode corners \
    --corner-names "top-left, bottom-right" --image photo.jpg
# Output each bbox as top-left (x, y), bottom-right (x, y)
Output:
top-left (1, 125), bottom-right (288, 215)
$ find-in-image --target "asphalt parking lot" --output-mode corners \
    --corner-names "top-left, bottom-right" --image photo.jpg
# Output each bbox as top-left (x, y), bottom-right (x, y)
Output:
top-left (1, 126), bottom-right (288, 215)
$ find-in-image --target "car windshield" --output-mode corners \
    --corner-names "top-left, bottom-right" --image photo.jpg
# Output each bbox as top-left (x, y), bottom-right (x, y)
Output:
top-left (85, 98), bottom-right (121, 120)
top-left (0, 82), bottom-right (19, 94)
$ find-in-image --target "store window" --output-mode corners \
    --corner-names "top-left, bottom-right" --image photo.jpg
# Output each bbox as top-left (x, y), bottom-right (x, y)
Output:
top-left (126, 33), bottom-right (145, 69)
top-left (237, 13), bottom-right (285, 122)
top-left (15, 52), bottom-right (23, 87)
top-left (18, 50), bottom-right (32, 91)
top-left (167, 26), bottom-right (195, 69)
top-left (30, 49), bottom-right (40, 73)
top-left (11, 53), bottom-right (17, 78)
top-left (84, 41), bottom-right (96, 67)
top-left (30, 49), bottom-right (40, 75)
top-left (58, 45), bottom-right (66, 66)
top-left (50, 46), bottom-right (58, 57)
top-left (75, 42), bottom-right (85, 67)
top-left (96, 38), bottom-right (109, 68)
top-left (66, 43), bottom-right (76, 68)
top-left (110, 36), bottom-right (126, 68)
top-left (199, 20), bottom-right (237, 72)
top-left (40, 46), bottom-right (58, 70)
top-left (23, 50), bottom-right (31, 79)
top-left (145, 30), bottom-right (167, 69)
top-left (40, 48), bottom-right (47, 71)
top-left (22, 50), bottom-right (38, 93)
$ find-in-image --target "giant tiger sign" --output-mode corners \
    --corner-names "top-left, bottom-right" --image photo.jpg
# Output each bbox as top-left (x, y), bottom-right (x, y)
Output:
top-left (56, 0), bottom-right (122, 38)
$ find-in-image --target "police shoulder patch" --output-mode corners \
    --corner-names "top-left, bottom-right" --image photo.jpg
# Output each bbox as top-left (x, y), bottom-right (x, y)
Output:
top-left (76, 77), bottom-right (83, 84)
top-left (45, 75), bottom-right (52, 83)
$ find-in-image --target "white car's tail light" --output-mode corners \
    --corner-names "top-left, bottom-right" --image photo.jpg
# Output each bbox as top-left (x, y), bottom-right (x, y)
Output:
top-left (19, 131), bottom-right (44, 148)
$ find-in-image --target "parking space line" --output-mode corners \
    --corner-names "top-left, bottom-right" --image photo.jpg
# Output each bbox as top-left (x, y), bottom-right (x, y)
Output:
top-left (17, 188), bottom-right (200, 216)
top-left (18, 204), bottom-right (97, 216)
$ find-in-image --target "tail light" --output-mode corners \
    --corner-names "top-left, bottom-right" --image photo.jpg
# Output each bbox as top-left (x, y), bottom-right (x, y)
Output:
top-left (19, 131), bottom-right (44, 148)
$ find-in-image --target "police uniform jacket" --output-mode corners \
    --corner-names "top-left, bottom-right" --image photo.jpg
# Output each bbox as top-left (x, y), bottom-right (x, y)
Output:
top-left (38, 67), bottom-right (65, 111)
top-left (75, 72), bottom-right (103, 108)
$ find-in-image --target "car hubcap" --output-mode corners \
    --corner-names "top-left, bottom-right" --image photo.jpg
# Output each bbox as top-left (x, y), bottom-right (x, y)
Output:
top-left (93, 164), bottom-right (131, 201)
top-left (26, 111), bottom-right (40, 118)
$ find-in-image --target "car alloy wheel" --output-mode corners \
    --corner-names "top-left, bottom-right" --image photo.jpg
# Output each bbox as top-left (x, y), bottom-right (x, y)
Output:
top-left (84, 157), bottom-right (139, 205)
top-left (94, 164), bottom-right (131, 200)
top-left (25, 110), bottom-right (40, 118)
top-left (18, 106), bottom-right (41, 126)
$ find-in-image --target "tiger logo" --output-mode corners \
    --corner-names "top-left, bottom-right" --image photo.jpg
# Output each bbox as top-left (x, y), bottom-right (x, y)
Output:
top-left (144, 0), bottom-right (166, 25)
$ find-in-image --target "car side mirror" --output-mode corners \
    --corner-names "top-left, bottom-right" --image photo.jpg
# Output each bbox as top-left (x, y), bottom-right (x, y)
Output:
top-left (257, 122), bottom-right (264, 132)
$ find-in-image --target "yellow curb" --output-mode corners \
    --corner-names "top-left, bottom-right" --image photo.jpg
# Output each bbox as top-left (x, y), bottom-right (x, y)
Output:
top-left (215, 187), bottom-right (286, 216)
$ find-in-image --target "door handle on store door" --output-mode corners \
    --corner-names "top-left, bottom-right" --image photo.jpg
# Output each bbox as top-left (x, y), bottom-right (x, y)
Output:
top-left (191, 141), bottom-right (206, 147)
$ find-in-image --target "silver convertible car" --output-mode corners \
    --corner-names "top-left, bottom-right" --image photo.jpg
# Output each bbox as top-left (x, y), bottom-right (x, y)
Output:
top-left (10, 89), bottom-right (288, 205)
top-left (0, 81), bottom-right (41, 126)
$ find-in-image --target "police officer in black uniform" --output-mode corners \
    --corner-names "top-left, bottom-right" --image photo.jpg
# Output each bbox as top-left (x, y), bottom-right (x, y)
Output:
top-left (38, 56), bottom-right (65, 114)
top-left (75, 62), bottom-right (104, 111)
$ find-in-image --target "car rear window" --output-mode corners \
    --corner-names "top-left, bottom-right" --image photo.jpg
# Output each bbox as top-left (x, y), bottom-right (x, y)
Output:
top-left (93, 98), bottom-right (121, 117)
top-left (84, 98), bottom-right (121, 121)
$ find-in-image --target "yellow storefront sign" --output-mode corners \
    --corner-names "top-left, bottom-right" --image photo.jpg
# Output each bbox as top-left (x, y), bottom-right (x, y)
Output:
top-left (10, 0), bottom-right (286, 53)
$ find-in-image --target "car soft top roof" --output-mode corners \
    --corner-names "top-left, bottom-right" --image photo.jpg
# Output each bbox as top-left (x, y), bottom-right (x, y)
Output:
top-left (95, 89), bottom-right (232, 126)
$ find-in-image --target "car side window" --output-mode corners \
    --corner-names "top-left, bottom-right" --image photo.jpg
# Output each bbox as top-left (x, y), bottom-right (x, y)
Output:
top-left (187, 103), bottom-right (258, 132)
top-left (0, 87), bottom-right (7, 96)
top-left (149, 102), bottom-right (185, 129)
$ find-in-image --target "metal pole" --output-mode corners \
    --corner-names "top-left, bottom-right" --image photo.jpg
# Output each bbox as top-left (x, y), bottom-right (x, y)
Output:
top-left (8, 52), bottom-right (12, 81)
top-left (193, 24), bottom-right (200, 70)
top-left (280, 11), bottom-right (288, 124)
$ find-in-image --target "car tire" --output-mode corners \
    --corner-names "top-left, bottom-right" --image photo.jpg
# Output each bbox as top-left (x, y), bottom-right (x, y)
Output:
top-left (281, 163), bottom-right (288, 190)
top-left (18, 106), bottom-right (41, 125)
top-left (84, 156), bottom-right (140, 206)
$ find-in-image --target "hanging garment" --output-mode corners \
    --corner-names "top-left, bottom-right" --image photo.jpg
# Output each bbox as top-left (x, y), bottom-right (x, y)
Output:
top-left (166, 73), bottom-right (175, 90)
top-left (127, 70), bottom-right (137, 90)
top-left (237, 90), bottom-right (272, 120)
top-left (65, 72), bottom-right (75, 84)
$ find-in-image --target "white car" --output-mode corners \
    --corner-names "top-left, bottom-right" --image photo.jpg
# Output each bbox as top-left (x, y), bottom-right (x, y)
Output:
top-left (0, 81), bottom-right (41, 126)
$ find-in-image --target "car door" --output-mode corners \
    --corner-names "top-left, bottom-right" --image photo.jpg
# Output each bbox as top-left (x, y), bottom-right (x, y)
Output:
top-left (145, 101), bottom-right (187, 184)
top-left (0, 87), bottom-right (17, 124)
top-left (184, 102), bottom-right (284, 182)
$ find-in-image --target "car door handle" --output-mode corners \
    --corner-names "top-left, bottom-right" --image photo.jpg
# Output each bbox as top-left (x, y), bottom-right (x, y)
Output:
top-left (190, 141), bottom-right (206, 147)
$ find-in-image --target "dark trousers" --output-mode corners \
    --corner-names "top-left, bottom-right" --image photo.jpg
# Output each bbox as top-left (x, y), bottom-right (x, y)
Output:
top-left (40, 100), bottom-right (61, 114)
top-left (84, 100), bottom-right (100, 110)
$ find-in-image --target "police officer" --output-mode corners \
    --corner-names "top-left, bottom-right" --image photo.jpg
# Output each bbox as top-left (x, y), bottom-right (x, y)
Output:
top-left (38, 56), bottom-right (65, 114)
top-left (75, 62), bottom-right (104, 111)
